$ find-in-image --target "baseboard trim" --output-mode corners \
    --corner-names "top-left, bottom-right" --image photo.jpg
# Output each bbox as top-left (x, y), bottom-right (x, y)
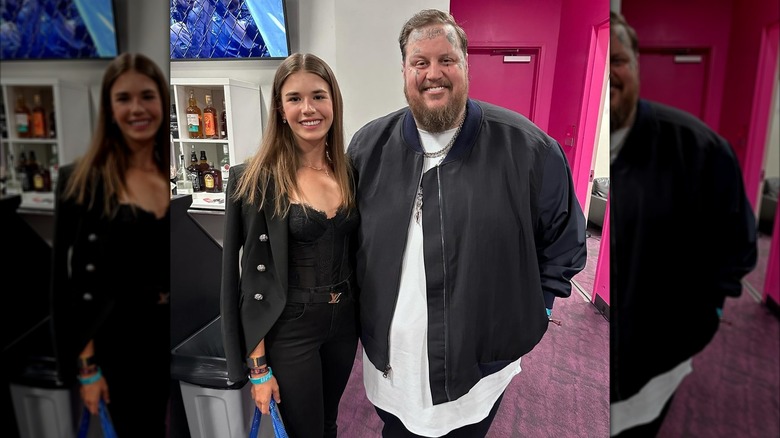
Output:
top-left (593, 294), bottom-right (609, 321)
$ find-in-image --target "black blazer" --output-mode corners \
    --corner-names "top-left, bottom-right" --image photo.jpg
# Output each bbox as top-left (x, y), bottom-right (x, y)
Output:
top-left (50, 164), bottom-right (115, 381)
top-left (220, 164), bottom-right (289, 382)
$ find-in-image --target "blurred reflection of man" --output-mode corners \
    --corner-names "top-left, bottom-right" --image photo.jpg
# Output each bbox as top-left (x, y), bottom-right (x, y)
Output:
top-left (609, 10), bottom-right (758, 438)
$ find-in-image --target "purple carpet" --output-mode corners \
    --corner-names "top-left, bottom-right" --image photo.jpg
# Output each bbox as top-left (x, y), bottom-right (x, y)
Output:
top-left (337, 234), bottom-right (610, 437)
top-left (657, 289), bottom-right (780, 437)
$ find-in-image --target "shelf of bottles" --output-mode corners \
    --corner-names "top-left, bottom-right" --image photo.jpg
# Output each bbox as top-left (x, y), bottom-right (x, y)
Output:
top-left (170, 78), bottom-right (262, 211)
top-left (0, 79), bottom-right (92, 211)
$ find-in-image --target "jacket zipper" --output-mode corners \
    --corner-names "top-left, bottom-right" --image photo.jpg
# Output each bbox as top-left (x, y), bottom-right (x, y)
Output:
top-left (384, 158), bottom-right (426, 378)
top-left (436, 166), bottom-right (450, 400)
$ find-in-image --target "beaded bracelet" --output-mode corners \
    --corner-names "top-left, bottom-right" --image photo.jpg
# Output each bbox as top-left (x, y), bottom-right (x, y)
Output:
top-left (249, 367), bottom-right (273, 385)
top-left (77, 367), bottom-right (103, 385)
top-left (249, 366), bottom-right (270, 376)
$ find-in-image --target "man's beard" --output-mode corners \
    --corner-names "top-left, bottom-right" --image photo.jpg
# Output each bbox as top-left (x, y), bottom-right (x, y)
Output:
top-left (610, 82), bottom-right (638, 133)
top-left (405, 81), bottom-right (468, 133)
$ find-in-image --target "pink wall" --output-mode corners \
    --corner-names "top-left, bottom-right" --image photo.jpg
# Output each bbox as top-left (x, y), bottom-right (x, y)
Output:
top-left (622, 0), bottom-right (733, 132)
top-left (719, 0), bottom-right (779, 165)
top-left (451, 0), bottom-right (564, 132)
top-left (548, 0), bottom-right (609, 165)
top-left (765, 207), bottom-right (780, 306)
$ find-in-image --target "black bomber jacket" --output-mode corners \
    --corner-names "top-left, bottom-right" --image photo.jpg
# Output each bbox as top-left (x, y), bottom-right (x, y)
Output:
top-left (347, 99), bottom-right (587, 404)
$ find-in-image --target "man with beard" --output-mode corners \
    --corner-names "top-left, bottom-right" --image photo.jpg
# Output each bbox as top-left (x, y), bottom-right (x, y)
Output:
top-left (609, 11), bottom-right (757, 437)
top-left (347, 9), bottom-right (587, 437)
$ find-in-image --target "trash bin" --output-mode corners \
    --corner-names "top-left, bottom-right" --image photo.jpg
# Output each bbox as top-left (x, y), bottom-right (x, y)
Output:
top-left (171, 315), bottom-right (275, 438)
top-left (7, 317), bottom-right (77, 438)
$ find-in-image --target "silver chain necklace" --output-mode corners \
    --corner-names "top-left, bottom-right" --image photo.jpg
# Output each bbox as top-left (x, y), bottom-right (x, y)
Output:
top-left (414, 113), bottom-right (466, 223)
top-left (419, 113), bottom-right (465, 158)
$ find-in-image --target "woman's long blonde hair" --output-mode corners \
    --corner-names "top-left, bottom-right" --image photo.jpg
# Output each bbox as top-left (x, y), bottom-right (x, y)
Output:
top-left (231, 53), bottom-right (354, 217)
top-left (63, 52), bottom-right (170, 216)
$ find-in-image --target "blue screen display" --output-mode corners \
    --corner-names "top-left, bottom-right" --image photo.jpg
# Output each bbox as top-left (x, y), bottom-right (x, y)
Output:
top-left (170, 0), bottom-right (290, 60)
top-left (1, 0), bottom-right (119, 60)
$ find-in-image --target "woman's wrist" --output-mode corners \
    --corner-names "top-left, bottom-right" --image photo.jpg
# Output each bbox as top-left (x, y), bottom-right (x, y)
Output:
top-left (77, 366), bottom-right (103, 385)
top-left (249, 366), bottom-right (273, 385)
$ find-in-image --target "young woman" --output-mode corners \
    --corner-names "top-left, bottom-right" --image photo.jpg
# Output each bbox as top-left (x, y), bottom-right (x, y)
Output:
top-left (50, 52), bottom-right (170, 436)
top-left (221, 53), bottom-right (359, 438)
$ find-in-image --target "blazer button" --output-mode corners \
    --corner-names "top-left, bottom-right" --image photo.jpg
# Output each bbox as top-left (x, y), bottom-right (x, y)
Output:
top-left (87, 233), bottom-right (98, 242)
top-left (83, 293), bottom-right (93, 301)
top-left (254, 293), bottom-right (264, 301)
top-left (259, 234), bottom-right (269, 242)
top-left (256, 264), bottom-right (266, 272)
top-left (85, 264), bottom-right (96, 272)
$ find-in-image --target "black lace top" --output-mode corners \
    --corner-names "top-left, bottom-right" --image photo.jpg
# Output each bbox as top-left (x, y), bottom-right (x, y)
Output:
top-left (287, 203), bottom-right (359, 288)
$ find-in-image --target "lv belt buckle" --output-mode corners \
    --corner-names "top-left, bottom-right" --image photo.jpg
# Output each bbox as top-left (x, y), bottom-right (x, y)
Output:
top-left (328, 291), bottom-right (342, 304)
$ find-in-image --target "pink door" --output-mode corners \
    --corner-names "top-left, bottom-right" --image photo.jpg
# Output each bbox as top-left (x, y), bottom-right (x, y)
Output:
top-left (638, 49), bottom-right (710, 122)
top-left (467, 47), bottom-right (539, 122)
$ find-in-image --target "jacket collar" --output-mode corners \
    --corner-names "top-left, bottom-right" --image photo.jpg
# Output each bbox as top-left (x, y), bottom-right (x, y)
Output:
top-left (402, 99), bottom-right (483, 164)
top-left (617, 99), bottom-right (658, 164)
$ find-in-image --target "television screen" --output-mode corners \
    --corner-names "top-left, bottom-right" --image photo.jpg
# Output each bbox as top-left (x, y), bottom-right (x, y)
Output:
top-left (0, 0), bottom-right (119, 60)
top-left (170, 0), bottom-right (291, 60)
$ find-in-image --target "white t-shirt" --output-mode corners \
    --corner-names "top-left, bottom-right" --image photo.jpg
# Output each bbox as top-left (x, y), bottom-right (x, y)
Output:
top-left (362, 126), bottom-right (522, 436)
top-left (610, 359), bottom-right (693, 436)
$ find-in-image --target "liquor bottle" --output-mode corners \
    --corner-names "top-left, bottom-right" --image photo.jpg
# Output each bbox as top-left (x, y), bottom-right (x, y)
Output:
top-left (170, 103), bottom-right (179, 139)
top-left (187, 148), bottom-right (203, 192)
top-left (28, 151), bottom-right (51, 192)
top-left (0, 100), bottom-right (7, 138)
top-left (49, 145), bottom-right (59, 189)
top-left (198, 150), bottom-right (209, 189)
top-left (49, 110), bottom-right (56, 138)
top-left (176, 154), bottom-right (192, 194)
top-left (14, 95), bottom-right (31, 138)
top-left (31, 94), bottom-right (47, 138)
top-left (203, 94), bottom-right (218, 139)
top-left (5, 152), bottom-right (21, 194)
top-left (203, 161), bottom-right (222, 193)
top-left (220, 144), bottom-right (230, 192)
top-left (186, 89), bottom-right (203, 139)
top-left (220, 99), bottom-right (228, 139)
top-left (17, 151), bottom-right (29, 191)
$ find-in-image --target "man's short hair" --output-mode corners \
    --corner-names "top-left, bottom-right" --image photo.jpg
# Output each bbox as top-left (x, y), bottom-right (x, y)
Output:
top-left (399, 9), bottom-right (469, 62)
top-left (611, 10), bottom-right (639, 55)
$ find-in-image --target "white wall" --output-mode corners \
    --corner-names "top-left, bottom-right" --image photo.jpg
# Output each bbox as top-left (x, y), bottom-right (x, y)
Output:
top-left (171, 0), bottom-right (449, 145)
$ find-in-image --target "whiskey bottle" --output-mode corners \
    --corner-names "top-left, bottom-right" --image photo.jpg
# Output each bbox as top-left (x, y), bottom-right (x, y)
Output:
top-left (220, 99), bottom-right (228, 139)
top-left (29, 151), bottom-right (51, 192)
top-left (17, 151), bottom-right (30, 191)
top-left (203, 94), bottom-right (218, 139)
top-left (187, 149), bottom-right (203, 192)
top-left (14, 95), bottom-right (31, 138)
top-left (186, 89), bottom-right (203, 139)
top-left (198, 150), bottom-right (209, 189)
top-left (203, 161), bottom-right (222, 193)
top-left (220, 144), bottom-right (230, 192)
top-left (31, 94), bottom-right (47, 138)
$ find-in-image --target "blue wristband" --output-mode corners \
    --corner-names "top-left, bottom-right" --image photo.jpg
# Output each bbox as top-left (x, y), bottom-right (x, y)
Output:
top-left (77, 367), bottom-right (102, 385)
top-left (249, 367), bottom-right (273, 385)
top-left (716, 308), bottom-right (723, 319)
top-left (546, 308), bottom-right (552, 318)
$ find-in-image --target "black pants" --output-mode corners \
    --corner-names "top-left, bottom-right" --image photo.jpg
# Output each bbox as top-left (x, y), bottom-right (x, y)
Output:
top-left (614, 394), bottom-right (675, 438)
top-left (96, 302), bottom-right (170, 437)
top-left (265, 296), bottom-right (358, 438)
top-left (375, 393), bottom-right (505, 438)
